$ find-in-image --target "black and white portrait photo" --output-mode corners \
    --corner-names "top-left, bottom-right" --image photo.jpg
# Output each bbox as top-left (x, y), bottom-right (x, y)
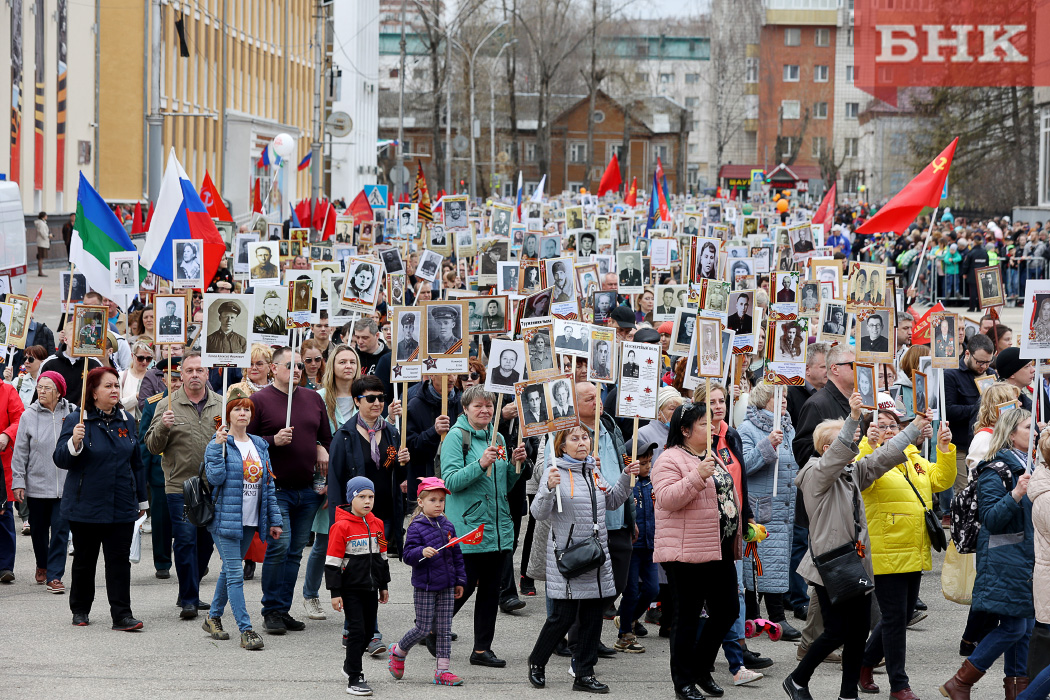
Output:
top-left (342, 259), bottom-right (380, 305)
top-left (486, 341), bottom-right (524, 390)
top-left (480, 240), bottom-right (510, 277)
top-left (430, 224), bottom-right (448, 248)
top-left (521, 385), bottom-right (549, 426)
top-left (554, 319), bottom-right (590, 355)
top-left (519, 264), bottom-right (542, 295)
top-left (855, 363), bottom-right (877, 409)
top-left (590, 338), bottom-right (613, 380)
top-left (492, 205), bottom-right (512, 238)
top-left (468, 297), bottom-right (507, 334)
top-left (727, 258), bottom-right (755, 292)
top-left (546, 259), bottom-right (576, 303)
top-left (173, 239), bottom-right (204, 288)
top-left (379, 247), bottom-right (404, 275)
top-left (550, 379), bottom-right (575, 419)
top-left (202, 294), bottom-right (250, 366)
top-left (110, 251), bottom-right (138, 292)
top-left (540, 235), bottom-right (561, 260)
top-left (522, 288), bottom-right (553, 320)
top-left (252, 287), bottom-right (287, 337)
top-left (820, 302), bottom-right (848, 339)
top-left (155, 294), bottom-right (187, 345)
top-left (248, 241), bottom-right (281, 286)
top-left (522, 233), bottom-right (540, 260)
top-left (726, 291), bottom-right (755, 336)
top-left (394, 309), bottom-right (421, 362)
top-left (443, 196), bottom-right (469, 229)
top-left (416, 249), bottom-right (443, 283)
top-left (526, 329), bottom-right (555, 373)
top-left (425, 304), bottom-right (464, 355)
top-left (592, 290), bottom-right (617, 325)
top-left (773, 320), bottom-right (806, 362)
top-left (397, 202), bottom-right (418, 239)
top-left (617, 251), bottom-right (643, 292)
top-left (859, 310), bottom-right (891, 354)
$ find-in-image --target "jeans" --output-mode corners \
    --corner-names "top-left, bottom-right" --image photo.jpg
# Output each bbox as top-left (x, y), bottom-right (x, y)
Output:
top-left (1019, 664), bottom-right (1050, 700)
top-left (946, 273), bottom-right (960, 298)
top-left (785, 521), bottom-right (810, 611)
top-left (26, 497), bottom-right (70, 581)
top-left (792, 584), bottom-right (871, 698)
top-left (302, 532), bottom-right (328, 599)
top-left (665, 555), bottom-right (740, 689)
top-left (968, 615), bottom-right (1035, 676)
top-left (211, 526), bottom-right (257, 632)
top-left (862, 571), bottom-right (921, 692)
top-left (149, 484), bottom-right (172, 572)
top-left (68, 521), bottom-right (135, 622)
top-left (166, 492), bottom-right (214, 607)
top-left (1008, 267), bottom-right (1020, 297)
top-left (0, 502), bottom-right (15, 571)
top-left (617, 548), bottom-right (659, 635)
top-left (261, 486), bottom-right (322, 616)
top-left (938, 487), bottom-right (954, 516)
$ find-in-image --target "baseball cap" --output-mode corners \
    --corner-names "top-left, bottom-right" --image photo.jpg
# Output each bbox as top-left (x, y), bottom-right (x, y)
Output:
top-left (417, 476), bottom-right (452, 497)
top-left (610, 305), bottom-right (636, 329)
top-left (625, 437), bottom-right (658, 457)
top-left (876, 392), bottom-right (904, 419)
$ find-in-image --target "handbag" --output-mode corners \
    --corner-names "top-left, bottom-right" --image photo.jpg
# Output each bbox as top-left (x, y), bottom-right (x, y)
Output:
top-left (553, 468), bottom-right (606, 579)
top-left (902, 470), bottom-right (948, 552)
top-left (183, 462), bottom-right (216, 527)
top-left (809, 483), bottom-right (874, 605)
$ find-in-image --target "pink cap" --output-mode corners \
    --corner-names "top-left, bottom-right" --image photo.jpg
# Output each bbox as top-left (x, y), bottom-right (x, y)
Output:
top-left (417, 476), bottom-right (451, 497)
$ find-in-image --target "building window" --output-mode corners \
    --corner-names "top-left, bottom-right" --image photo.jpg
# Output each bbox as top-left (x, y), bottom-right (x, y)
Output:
top-left (635, 72), bottom-right (649, 83)
top-left (785, 28), bottom-right (801, 46)
top-left (844, 137), bottom-right (859, 158)
top-left (845, 102), bottom-right (859, 119)
top-left (846, 65), bottom-right (855, 83)
top-left (689, 143), bottom-right (699, 156)
top-left (685, 73), bottom-right (700, 84)
top-left (660, 73), bottom-right (673, 83)
top-left (847, 28), bottom-right (854, 46)
top-left (570, 142), bottom-right (587, 163)
top-left (814, 102), bottom-right (828, 119)
top-left (890, 133), bottom-right (908, 156)
top-left (685, 97), bottom-right (699, 108)
top-left (781, 100), bottom-right (801, 120)
top-left (812, 136), bottom-right (826, 158)
top-left (781, 137), bottom-right (795, 159)
top-left (814, 65), bottom-right (829, 82)
top-left (690, 119), bottom-right (700, 130)
top-left (815, 28), bottom-right (830, 46)
top-left (783, 65), bottom-right (800, 82)
top-left (653, 144), bottom-right (669, 162)
top-left (389, 68), bottom-right (399, 78)
top-left (1041, 107), bottom-right (1050, 206)
top-left (745, 57), bottom-right (759, 83)
top-left (608, 143), bottom-right (623, 161)
top-left (525, 142), bottom-right (537, 162)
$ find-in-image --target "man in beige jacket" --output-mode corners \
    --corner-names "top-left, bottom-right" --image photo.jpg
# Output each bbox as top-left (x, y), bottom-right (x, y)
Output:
top-left (145, 351), bottom-right (223, 620)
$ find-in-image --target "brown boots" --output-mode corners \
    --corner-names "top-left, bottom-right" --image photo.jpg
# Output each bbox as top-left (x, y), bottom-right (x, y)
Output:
top-left (939, 659), bottom-right (985, 700)
top-left (859, 666), bottom-right (880, 693)
top-left (1004, 676), bottom-right (1030, 700)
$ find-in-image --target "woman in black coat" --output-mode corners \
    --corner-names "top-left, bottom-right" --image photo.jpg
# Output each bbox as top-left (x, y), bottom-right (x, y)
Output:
top-left (54, 367), bottom-right (147, 631)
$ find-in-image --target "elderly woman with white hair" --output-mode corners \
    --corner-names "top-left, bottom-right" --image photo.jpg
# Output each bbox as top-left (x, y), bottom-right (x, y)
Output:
top-left (737, 381), bottom-right (802, 640)
top-left (633, 388), bottom-right (686, 462)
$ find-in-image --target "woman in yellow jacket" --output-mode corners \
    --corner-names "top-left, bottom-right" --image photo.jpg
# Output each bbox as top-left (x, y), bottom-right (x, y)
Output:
top-left (855, 396), bottom-right (957, 699)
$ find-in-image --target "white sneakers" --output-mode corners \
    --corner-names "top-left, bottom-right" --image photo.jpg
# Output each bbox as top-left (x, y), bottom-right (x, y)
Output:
top-left (734, 668), bottom-right (764, 685)
top-left (303, 596), bottom-right (327, 620)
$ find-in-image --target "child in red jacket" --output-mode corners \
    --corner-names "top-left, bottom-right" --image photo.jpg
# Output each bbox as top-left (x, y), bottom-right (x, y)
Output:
top-left (327, 476), bottom-right (391, 696)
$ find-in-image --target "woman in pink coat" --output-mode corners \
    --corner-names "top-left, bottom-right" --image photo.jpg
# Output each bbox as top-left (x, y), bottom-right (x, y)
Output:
top-left (652, 401), bottom-right (744, 700)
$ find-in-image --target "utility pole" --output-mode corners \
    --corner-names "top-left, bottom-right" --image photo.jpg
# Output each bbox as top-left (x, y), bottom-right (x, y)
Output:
top-left (396, 0), bottom-right (406, 200)
top-left (311, 0), bottom-right (326, 214)
top-left (146, 0), bottom-right (162, 204)
top-left (445, 26), bottom-right (452, 194)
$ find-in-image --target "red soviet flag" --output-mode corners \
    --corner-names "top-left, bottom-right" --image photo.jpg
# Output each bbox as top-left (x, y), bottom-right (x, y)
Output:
top-left (813, 183), bottom-right (836, 229)
top-left (347, 190), bottom-right (373, 223)
top-left (856, 138), bottom-right (957, 235)
top-left (200, 170), bottom-right (233, 221)
top-left (596, 154), bottom-right (623, 197)
top-left (252, 178), bottom-right (263, 214)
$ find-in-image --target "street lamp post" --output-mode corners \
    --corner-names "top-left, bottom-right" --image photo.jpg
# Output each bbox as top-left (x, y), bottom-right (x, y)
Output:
top-left (466, 21), bottom-right (507, 202)
top-left (489, 40), bottom-right (516, 199)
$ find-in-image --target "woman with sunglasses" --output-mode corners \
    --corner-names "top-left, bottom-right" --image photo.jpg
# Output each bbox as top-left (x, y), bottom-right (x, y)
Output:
top-left (227, 344), bottom-right (273, 401)
top-left (299, 339), bottom-right (326, 390)
top-left (4, 345), bottom-right (48, 408)
top-left (327, 375), bottom-right (410, 652)
top-left (118, 342), bottom-right (153, 420)
top-left (301, 345), bottom-right (361, 621)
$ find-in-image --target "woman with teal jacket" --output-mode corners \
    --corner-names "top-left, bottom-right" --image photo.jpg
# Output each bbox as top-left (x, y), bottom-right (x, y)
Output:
top-left (439, 384), bottom-right (528, 667)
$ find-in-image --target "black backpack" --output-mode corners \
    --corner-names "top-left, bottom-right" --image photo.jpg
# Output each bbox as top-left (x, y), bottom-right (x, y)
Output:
top-left (949, 459), bottom-right (1014, 554)
top-left (183, 462), bottom-right (216, 527)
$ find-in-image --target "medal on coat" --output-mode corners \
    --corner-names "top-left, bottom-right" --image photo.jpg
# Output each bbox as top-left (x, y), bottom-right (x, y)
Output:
top-left (718, 447), bottom-right (732, 465)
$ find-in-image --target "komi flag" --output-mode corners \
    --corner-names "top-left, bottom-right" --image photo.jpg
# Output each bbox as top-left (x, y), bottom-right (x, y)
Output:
top-left (141, 149), bottom-right (227, 287)
top-left (70, 172), bottom-right (143, 310)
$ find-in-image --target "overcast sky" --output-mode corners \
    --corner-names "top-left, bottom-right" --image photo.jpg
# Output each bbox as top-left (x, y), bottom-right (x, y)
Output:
top-left (632, 0), bottom-right (710, 17)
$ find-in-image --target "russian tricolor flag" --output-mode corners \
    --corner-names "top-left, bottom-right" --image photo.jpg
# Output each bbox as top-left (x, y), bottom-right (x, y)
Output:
top-left (141, 149), bottom-right (227, 287)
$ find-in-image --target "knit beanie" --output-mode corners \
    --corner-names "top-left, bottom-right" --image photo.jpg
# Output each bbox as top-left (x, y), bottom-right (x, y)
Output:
top-left (37, 370), bottom-right (67, 397)
top-left (346, 476), bottom-right (375, 503)
top-left (994, 347), bottom-right (1029, 382)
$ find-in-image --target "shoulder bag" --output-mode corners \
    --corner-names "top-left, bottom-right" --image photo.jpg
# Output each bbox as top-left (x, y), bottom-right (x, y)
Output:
top-left (902, 470), bottom-right (948, 552)
top-left (810, 479), bottom-right (874, 605)
top-left (553, 468), bottom-right (606, 579)
top-left (183, 462), bottom-right (216, 527)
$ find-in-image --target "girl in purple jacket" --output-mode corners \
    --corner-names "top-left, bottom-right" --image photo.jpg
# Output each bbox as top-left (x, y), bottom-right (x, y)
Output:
top-left (388, 477), bottom-right (467, 686)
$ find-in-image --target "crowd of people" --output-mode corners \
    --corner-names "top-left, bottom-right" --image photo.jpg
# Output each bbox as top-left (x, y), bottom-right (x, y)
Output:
top-left (2, 197), bottom-right (1050, 700)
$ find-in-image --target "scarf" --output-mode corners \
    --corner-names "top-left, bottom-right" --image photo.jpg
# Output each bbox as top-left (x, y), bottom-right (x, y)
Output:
top-left (357, 414), bottom-right (382, 464)
top-left (746, 404), bottom-right (793, 434)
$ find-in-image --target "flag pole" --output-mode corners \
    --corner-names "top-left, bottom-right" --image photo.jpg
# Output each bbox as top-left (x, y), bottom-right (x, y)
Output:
top-left (906, 207), bottom-right (939, 300)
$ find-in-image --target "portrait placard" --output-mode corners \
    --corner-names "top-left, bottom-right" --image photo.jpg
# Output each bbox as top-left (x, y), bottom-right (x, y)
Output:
top-left (726, 290), bottom-right (756, 339)
top-left (6, 294), bottom-right (30, 350)
top-left (416, 249), bottom-right (443, 283)
top-left (818, 300), bottom-right (849, 345)
top-left (798, 280), bottom-right (821, 317)
top-left (421, 300), bottom-right (469, 373)
top-left (587, 327), bottom-right (617, 384)
top-left (519, 263), bottom-right (543, 295)
top-left (522, 323), bottom-right (558, 380)
top-left (70, 304), bottom-right (109, 358)
top-left (154, 293), bottom-right (189, 345)
top-left (485, 339), bottom-right (526, 395)
top-left (616, 341), bottom-right (660, 420)
top-left (616, 251), bottom-right (644, 294)
top-left (172, 239), bottom-right (204, 289)
top-left (110, 251), bottom-right (139, 293)
top-left (930, 312), bottom-right (959, 369)
top-left (1021, 281), bottom-right (1050, 359)
top-left (379, 247), bottom-right (405, 275)
top-left (248, 241), bottom-right (281, 287)
top-left (976, 266), bottom-right (1005, 309)
top-left (390, 306), bottom-right (423, 382)
top-left (286, 270), bottom-right (320, 321)
top-left (846, 262), bottom-right (888, 311)
top-left (855, 307), bottom-right (894, 365)
top-left (497, 262), bottom-right (520, 297)
top-left (771, 271), bottom-right (800, 315)
top-left (726, 257), bottom-right (756, 291)
top-left (913, 370), bottom-right (928, 416)
top-left (467, 295), bottom-right (510, 335)
top-left (855, 363), bottom-right (877, 409)
top-left (515, 374), bottom-right (579, 438)
top-left (692, 237), bottom-right (721, 283)
top-left (334, 216), bottom-right (354, 244)
top-left (478, 239), bottom-right (510, 285)
top-left (553, 318), bottom-right (593, 358)
top-left (340, 257), bottom-right (382, 313)
top-left (201, 294), bottom-right (252, 367)
top-left (695, 317), bottom-right (724, 378)
top-left (521, 286), bottom-right (554, 321)
top-left (233, 232), bottom-right (259, 275)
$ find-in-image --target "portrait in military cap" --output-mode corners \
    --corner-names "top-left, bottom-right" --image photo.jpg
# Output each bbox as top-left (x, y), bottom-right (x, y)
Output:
top-left (202, 293), bottom-right (251, 366)
top-left (424, 302), bottom-right (466, 357)
top-left (155, 293), bottom-right (188, 345)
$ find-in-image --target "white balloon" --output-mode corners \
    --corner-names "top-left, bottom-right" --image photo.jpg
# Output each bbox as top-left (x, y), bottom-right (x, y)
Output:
top-left (272, 133), bottom-right (295, 159)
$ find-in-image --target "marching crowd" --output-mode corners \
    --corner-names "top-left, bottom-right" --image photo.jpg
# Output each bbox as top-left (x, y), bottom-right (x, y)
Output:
top-left (2, 201), bottom-right (1050, 700)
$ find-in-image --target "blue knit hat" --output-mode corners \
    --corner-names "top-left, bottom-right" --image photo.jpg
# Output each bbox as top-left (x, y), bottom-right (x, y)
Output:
top-left (346, 476), bottom-right (375, 503)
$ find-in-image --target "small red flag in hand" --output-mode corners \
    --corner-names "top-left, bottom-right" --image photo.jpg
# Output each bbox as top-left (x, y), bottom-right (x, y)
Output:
top-left (448, 524), bottom-right (485, 548)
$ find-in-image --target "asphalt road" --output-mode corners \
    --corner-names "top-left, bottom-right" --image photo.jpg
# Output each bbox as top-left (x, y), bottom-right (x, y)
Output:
top-left (0, 274), bottom-right (1008, 698)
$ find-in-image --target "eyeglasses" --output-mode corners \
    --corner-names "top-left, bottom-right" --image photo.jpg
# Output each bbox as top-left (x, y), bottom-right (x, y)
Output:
top-left (135, 355), bottom-right (152, 363)
top-left (304, 357), bottom-right (323, 364)
top-left (971, 357), bottom-right (992, 368)
top-left (835, 361), bottom-right (855, 369)
top-left (279, 362), bottom-right (305, 370)
top-left (459, 372), bottom-right (480, 381)
top-left (356, 394), bottom-right (385, 404)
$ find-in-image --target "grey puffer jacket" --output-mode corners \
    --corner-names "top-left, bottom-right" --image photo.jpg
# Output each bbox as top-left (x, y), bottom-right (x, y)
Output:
top-left (531, 453), bottom-right (632, 600)
top-left (10, 398), bottom-right (75, 498)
